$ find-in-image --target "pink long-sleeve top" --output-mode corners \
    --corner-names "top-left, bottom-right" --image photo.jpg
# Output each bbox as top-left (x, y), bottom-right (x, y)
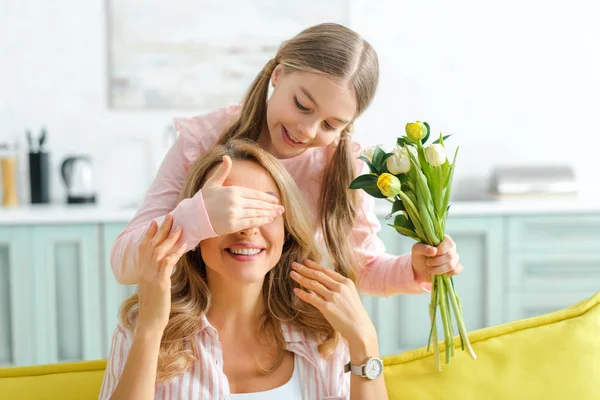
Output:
top-left (110, 104), bottom-right (430, 296)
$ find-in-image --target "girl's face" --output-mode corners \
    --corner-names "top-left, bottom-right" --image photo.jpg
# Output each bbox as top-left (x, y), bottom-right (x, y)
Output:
top-left (263, 66), bottom-right (357, 159)
top-left (200, 160), bottom-right (285, 284)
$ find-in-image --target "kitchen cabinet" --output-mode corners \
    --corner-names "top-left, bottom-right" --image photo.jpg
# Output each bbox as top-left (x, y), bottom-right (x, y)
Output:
top-left (1, 202), bottom-right (599, 364)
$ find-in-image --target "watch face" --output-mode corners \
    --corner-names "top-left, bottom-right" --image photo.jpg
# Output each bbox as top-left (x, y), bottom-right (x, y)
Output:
top-left (365, 358), bottom-right (384, 380)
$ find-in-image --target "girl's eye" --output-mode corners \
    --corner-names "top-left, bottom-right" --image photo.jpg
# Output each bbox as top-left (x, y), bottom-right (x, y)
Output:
top-left (294, 97), bottom-right (310, 112)
top-left (324, 121), bottom-right (336, 131)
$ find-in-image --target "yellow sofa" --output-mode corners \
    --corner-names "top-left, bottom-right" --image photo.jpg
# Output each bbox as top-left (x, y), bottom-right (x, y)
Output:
top-left (2, 292), bottom-right (599, 400)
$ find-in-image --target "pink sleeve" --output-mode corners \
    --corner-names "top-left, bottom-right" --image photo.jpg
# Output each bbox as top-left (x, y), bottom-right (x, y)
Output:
top-left (110, 105), bottom-right (241, 284)
top-left (350, 144), bottom-right (432, 297)
top-left (99, 325), bottom-right (132, 400)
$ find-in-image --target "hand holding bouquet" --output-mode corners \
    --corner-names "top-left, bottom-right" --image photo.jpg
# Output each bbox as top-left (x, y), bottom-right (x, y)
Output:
top-left (350, 121), bottom-right (476, 370)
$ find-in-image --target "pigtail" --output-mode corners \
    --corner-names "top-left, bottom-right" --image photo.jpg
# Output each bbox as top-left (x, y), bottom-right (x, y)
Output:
top-left (220, 59), bottom-right (278, 143)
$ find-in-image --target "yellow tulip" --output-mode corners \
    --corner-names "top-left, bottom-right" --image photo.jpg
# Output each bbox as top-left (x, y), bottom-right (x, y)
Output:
top-left (377, 173), bottom-right (401, 198)
top-left (405, 121), bottom-right (427, 142)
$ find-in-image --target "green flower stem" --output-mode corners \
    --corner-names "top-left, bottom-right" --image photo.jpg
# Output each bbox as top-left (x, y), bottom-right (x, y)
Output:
top-left (429, 302), bottom-right (441, 372)
top-left (443, 275), bottom-right (477, 360)
top-left (437, 276), bottom-right (453, 364)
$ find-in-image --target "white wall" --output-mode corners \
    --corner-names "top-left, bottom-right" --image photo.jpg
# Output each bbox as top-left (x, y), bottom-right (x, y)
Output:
top-left (1, 0), bottom-right (599, 207)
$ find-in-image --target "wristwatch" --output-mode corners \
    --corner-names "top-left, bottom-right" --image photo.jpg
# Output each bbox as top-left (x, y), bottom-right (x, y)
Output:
top-left (344, 356), bottom-right (384, 380)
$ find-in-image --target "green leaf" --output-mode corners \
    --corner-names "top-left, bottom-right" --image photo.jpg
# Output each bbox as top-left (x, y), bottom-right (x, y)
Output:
top-left (421, 122), bottom-right (431, 144)
top-left (363, 184), bottom-right (387, 199)
top-left (372, 147), bottom-right (386, 172)
top-left (394, 213), bottom-right (414, 230)
top-left (388, 224), bottom-right (420, 241)
top-left (392, 199), bottom-right (405, 214)
top-left (358, 156), bottom-right (378, 174)
top-left (397, 137), bottom-right (410, 147)
top-left (433, 134), bottom-right (452, 145)
top-left (349, 174), bottom-right (378, 190)
top-left (397, 173), bottom-right (410, 183)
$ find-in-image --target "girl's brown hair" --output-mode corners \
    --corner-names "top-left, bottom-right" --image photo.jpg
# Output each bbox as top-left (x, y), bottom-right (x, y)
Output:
top-left (119, 140), bottom-right (338, 383)
top-left (218, 22), bottom-right (379, 282)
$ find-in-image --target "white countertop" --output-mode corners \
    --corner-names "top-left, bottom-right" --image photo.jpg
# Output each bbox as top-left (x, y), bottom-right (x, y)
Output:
top-left (0, 204), bottom-right (137, 225)
top-left (0, 197), bottom-right (599, 225)
top-left (373, 196), bottom-right (600, 217)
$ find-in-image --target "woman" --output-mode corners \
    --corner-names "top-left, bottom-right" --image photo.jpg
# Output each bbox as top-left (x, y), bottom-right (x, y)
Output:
top-left (100, 140), bottom-right (388, 399)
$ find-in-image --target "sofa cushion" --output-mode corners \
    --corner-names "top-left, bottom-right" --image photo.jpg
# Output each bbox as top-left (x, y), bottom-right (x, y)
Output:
top-left (382, 291), bottom-right (600, 400)
top-left (0, 359), bottom-right (106, 400)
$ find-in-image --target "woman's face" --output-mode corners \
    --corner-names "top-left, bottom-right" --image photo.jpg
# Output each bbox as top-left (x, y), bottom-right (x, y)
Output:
top-left (200, 160), bottom-right (285, 284)
top-left (261, 66), bottom-right (357, 159)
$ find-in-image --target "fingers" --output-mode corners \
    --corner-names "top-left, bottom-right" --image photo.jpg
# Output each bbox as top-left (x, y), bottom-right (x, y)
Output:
top-left (293, 287), bottom-right (327, 311)
top-left (158, 243), bottom-right (188, 281)
top-left (154, 225), bottom-right (183, 260)
top-left (429, 255), bottom-right (460, 275)
top-left (238, 187), bottom-right (280, 204)
top-left (203, 156), bottom-right (232, 187)
top-left (302, 259), bottom-right (348, 284)
top-left (239, 206), bottom-right (283, 219)
top-left (436, 234), bottom-right (456, 254)
top-left (236, 217), bottom-right (276, 231)
top-left (241, 198), bottom-right (284, 213)
top-left (290, 270), bottom-right (333, 301)
top-left (447, 263), bottom-right (463, 277)
top-left (413, 242), bottom-right (437, 257)
top-left (150, 214), bottom-right (174, 247)
top-left (141, 220), bottom-right (158, 247)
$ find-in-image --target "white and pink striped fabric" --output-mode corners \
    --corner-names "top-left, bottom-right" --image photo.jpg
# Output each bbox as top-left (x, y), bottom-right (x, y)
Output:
top-left (99, 315), bottom-right (350, 400)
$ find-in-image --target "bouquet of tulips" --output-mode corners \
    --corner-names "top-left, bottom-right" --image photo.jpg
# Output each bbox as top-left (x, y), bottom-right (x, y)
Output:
top-left (350, 121), bottom-right (476, 370)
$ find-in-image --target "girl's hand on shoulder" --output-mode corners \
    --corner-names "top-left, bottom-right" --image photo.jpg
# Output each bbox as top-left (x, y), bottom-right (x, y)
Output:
top-left (136, 215), bottom-right (187, 333)
top-left (201, 155), bottom-right (285, 234)
top-left (291, 260), bottom-right (377, 348)
top-left (411, 234), bottom-right (463, 284)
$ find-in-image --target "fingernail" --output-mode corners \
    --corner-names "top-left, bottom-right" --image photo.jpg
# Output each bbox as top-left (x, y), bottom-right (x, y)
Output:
top-left (290, 271), bottom-right (299, 277)
top-left (175, 226), bottom-right (182, 232)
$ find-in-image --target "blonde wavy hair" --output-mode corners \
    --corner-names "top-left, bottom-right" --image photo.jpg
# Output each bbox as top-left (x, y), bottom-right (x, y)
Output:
top-left (218, 22), bottom-right (380, 282)
top-left (119, 140), bottom-right (339, 383)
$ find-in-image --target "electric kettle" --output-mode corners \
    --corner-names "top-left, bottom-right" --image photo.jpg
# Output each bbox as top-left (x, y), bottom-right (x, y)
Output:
top-left (61, 156), bottom-right (96, 204)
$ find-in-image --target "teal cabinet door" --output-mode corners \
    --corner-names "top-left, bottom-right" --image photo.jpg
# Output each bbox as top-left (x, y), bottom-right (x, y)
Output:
top-left (31, 225), bottom-right (102, 364)
top-left (365, 216), bottom-right (504, 356)
top-left (101, 223), bottom-right (136, 358)
top-left (0, 227), bottom-right (32, 366)
top-left (506, 291), bottom-right (597, 321)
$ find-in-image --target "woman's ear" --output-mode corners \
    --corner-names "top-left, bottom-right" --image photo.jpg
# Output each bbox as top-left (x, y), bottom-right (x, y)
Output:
top-left (271, 64), bottom-right (284, 87)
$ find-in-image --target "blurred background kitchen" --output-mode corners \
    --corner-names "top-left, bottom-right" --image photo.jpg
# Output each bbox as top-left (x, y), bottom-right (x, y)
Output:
top-left (1, 0), bottom-right (599, 367)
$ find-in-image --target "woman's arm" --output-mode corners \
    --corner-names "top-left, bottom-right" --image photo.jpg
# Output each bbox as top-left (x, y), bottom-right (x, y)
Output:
top-left (103, 216), bottom-right (187, 399)
top-left (291, 260), bottom-right (388, 400)
top-left (107, 328), bottom-right (163, 400)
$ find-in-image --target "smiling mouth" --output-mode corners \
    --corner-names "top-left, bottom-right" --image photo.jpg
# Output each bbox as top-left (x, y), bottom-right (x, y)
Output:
top-left (282, 126), bottom-right (305, 146)
top-left (226, 248), bottom-right (264, 256)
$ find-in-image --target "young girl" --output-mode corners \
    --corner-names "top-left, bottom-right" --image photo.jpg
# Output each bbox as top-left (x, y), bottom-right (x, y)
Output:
top-left (111, 22), bottom-right (463, 296)
top-left (100, 141), bottom-right (388, 399)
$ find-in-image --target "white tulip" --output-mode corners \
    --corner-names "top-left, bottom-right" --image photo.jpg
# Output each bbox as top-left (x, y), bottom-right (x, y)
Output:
top-left (425, 143), bottom-right (447, 167)
top-left (360, 146), bottom-right (376, 163)
top-left (386, 147), bottom-right (411, 174)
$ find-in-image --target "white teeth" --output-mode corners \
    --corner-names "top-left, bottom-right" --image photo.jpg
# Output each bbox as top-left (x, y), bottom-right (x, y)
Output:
top-left (285, 127), bottom-right (303, 144)
top-left (229, 248), bottom-right (262, 255)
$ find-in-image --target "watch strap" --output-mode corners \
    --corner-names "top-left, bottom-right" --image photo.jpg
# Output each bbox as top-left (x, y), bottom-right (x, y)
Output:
top-left (344, 361), bottom-right (365, 376)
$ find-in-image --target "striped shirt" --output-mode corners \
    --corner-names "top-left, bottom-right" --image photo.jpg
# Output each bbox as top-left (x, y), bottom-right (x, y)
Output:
top-left (99, 314), bottom-right (350, 400)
